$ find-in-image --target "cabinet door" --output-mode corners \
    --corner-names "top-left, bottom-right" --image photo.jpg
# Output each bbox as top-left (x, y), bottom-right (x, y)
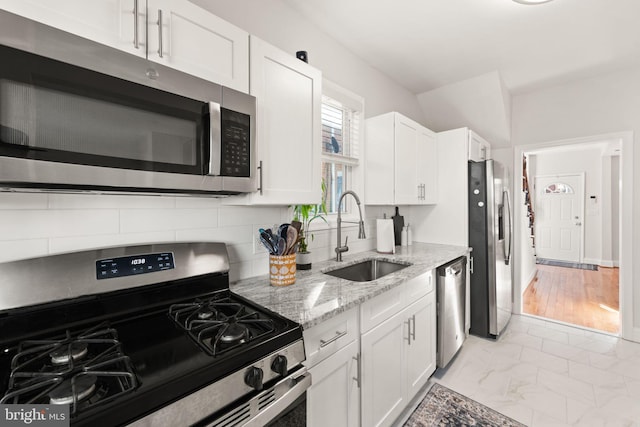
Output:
top-left (248, 36), bottom-right (322, 205)
top-left (147, 0), bottom-right (249, 92)
top-left (0, 0), bottom-right (143, 56)
top-left (417, 127), bottom-right (437, 204)
top-left (361, 309), bottom-right (407, 427)
top-left (405, 292), bottom-right (437, 399)
top-left (393, 114), bottom-right (420, 205)
top-left (468, 130), bottom-right (490, 162)
top-left (307, 340), bottom-right (360, 427)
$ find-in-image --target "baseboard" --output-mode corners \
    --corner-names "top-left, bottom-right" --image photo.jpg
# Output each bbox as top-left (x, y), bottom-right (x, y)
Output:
top-left (627, 326), bottom-right (640, 343)
top-left (582, 258), bottom-right (602, 266)
top-left (598, 260), bottom-right (617, 268)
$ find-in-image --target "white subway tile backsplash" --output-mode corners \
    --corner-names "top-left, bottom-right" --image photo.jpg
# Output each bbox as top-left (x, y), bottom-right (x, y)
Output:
top-left (176, 224), bottom-right (254, 245)
top-left (175, 197), bottom-right (223, 209)
top-left (0, 210), bottom-right (119, 240)
top-left (0, 193), bottom-right (48, 210)
top-left (1, 191), bottom-right (389, 283)
top-left (49, 231), bottom-right (177, 255)
top-left (0, 239), bottom-right (49, 262)
top-left (119, 209), bottom-right (218, 233)
top-left (218, 206), bottom-right (283, 227)
top-left (48, 194), bottom-right (177, 209)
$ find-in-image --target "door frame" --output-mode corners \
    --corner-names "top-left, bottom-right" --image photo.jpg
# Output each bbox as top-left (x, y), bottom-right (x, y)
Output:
top-left (513, 131), bottom-right (635, 341)
top-left (533, 172), bottom-right (585, 264)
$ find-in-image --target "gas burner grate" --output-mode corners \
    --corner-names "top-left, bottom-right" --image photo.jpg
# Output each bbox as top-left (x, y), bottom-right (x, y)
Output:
top-left (0, 323), bottom-right (137, 416)
top-left (169, 296), bottom-right (276, 357)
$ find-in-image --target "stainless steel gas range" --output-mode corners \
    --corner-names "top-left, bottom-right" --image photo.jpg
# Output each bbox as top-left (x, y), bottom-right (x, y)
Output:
top-left (0, 242), bottom-right (309, 426)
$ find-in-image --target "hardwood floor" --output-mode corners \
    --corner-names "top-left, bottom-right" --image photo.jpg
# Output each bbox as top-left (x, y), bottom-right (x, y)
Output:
top-left (522, 264), bottom-right (620, 334)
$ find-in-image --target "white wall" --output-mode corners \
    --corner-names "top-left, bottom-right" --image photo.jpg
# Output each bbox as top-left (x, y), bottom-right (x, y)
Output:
top-left (512, 64), bottom-right (639, 340)
top-left (417, 71), bottom-right (511, 147)
top-left (189, 0), bottom-right (425, 123)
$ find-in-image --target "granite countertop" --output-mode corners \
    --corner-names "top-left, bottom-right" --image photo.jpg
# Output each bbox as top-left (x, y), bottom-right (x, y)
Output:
top-left (231, 242), bottom-right (469, 329)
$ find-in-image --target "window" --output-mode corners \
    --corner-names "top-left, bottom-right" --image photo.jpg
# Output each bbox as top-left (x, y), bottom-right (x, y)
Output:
top-left (544, 182), bottom-right (574, 194)
top-left (321, 81), bottom-right (363, 214)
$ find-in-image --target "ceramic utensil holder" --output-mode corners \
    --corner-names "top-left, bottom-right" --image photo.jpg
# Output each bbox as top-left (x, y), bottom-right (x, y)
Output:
top-left (269, 254), bottom-right (296, 286)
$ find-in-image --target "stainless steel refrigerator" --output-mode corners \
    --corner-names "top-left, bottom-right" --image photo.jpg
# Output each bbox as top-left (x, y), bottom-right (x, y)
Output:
top-left (468, 159), bottom-right (513, 338)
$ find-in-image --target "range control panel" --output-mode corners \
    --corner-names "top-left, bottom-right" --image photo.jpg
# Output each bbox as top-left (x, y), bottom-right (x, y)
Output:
top-left (96, 252), bottom-right (175, 280)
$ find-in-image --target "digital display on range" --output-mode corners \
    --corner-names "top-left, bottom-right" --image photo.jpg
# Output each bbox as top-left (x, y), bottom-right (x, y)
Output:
top-left (96, 252), bottom-right (175, 280)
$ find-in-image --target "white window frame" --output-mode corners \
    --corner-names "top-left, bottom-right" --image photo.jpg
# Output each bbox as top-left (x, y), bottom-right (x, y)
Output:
top-left (309, 79), bottom-right (365, 232)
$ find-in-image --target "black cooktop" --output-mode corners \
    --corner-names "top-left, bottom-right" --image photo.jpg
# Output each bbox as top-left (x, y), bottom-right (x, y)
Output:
top-left (0, 273), bottom-right (302, 426)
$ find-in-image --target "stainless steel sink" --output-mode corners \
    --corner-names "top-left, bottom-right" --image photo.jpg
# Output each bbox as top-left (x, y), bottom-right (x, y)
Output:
top-left (324, 259), bottom-right (410, 282)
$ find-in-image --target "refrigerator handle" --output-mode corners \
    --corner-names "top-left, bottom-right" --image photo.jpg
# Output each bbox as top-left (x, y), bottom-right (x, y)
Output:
top-left (503, 190), bottom-right (512, 265)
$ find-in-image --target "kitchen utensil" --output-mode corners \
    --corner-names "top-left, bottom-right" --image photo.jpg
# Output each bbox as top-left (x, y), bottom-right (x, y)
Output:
top-left (285, 227), bottom-right (298, 254)
top-left (277, 237), bottom-right (287, 255)
top-left (277, 223), bottom-right (290, 239)
top-left (259, 231), bottom-right (276, 254)
top-left (392, 206), bottom-right (404, 246)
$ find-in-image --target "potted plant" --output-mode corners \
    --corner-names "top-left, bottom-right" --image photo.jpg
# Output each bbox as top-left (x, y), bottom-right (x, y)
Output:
top-left (291, 182), bottom-right (328, 270)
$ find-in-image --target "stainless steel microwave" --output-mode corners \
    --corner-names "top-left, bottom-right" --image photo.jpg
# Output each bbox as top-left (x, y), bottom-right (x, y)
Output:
top-left (0, 10), bottom-right (256, 195)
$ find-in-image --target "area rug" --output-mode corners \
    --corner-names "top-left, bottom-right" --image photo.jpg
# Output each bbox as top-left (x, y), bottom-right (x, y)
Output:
top-left (404, 383), bottom-right (526, 427)
top-left (536, 257), bottom-right (598, 271)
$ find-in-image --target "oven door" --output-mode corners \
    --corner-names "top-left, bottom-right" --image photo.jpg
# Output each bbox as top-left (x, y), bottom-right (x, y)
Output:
top-left (203, 368), bottom-right (311, 427)
top-left (0, 44), bottom-right (207, 177)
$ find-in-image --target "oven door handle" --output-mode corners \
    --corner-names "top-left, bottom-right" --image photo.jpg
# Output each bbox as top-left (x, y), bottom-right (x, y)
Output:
top-left (242, 369), bottom-right (311, 427)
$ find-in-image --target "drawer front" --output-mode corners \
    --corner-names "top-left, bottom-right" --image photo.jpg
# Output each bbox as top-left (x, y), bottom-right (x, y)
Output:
top-left (304, 307), bottom-right (359, 367)
top-left (360, 285), bottom-right (404, 334)
top-left (404, 270), bottom-right (434, 303)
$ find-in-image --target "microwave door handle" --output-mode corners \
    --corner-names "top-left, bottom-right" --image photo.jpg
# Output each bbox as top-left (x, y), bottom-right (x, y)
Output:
top-left (209, 102), bottom-right (221, 176)
top-left (133, 0), bottom-right (139, 49)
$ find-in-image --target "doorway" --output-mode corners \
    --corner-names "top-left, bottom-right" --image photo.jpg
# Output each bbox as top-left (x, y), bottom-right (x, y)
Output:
top-left (515, 134), bottom-right (629, 336)
top-left (534, 173), bottom-right (585, 264)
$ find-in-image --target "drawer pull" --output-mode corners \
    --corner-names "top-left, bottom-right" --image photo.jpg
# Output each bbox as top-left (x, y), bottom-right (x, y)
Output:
top-left (319, 330), bottom-right (347, 348)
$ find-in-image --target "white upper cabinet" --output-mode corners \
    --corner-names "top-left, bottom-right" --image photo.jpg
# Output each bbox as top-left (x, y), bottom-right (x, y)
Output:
top-left (0, 0), bottom-right (250, 92)
top-left (147, 0), bottom-right (249, 92)
top-left (365, 112), bottom-right (437, 205)
top-left (232, 36), bottom-right (321, 205)
top-left (468, 130), bottom-right (491, 162)
top-left (0, 0), bottom-right (142, 56)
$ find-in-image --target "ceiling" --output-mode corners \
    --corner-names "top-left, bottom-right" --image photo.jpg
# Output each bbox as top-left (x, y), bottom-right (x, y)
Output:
top-left (283, 0), bottom-right (640, 95)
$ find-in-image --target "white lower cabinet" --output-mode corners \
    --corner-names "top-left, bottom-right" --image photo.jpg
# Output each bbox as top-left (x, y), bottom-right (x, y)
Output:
top-left (305, 270), bottom-right (437, 427)
top-left (361, 306), bottom-right (407, 427)
top-left (359, 270), bottom-right (436, 427)
top-left (307, 340), bottom-right (360, 427)
top-left (304, 307), bottom-right (360, 427)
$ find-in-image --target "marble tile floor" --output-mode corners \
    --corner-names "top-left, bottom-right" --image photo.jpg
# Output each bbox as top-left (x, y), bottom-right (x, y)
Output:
top-left (431, 314), bottom-right (640, 426)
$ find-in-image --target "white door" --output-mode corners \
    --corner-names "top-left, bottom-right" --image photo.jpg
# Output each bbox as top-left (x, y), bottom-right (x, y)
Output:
top-left (393, 114), bottom-right (420, 204)
top-left (405, 293), bottom-right (436, 398)
top-left (307, 341), bottom-right (360, 427)
top-left (534, 174), bottom-right (584, 262)
top-left (361, 309), bottom-right (407, 427)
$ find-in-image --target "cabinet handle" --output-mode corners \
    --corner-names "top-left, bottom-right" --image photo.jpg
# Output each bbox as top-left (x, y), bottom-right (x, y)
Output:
top-left (421, 184), bottom-right (426, 200)
top-left (133, 0), bottom-right (139, 49)
top-left (406, 319), bottom-right (412, 345)
top-left (411, 314), bottom-right (416, 341)
top-left (257, 160), bottom-right (263, 195)
top-left (319, 330), bottom-right (347, 348)
top-left (352, 353), bottom-right (361, 388)
top-left (157, 9), bottom-right (163, 58)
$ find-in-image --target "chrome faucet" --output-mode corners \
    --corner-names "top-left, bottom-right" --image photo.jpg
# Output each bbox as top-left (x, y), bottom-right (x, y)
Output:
top-left (335, 190), bottom-right (366, 261)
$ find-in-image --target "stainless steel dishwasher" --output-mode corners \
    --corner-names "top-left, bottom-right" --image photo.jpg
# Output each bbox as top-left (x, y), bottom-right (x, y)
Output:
top-left (436, 256), bottom-right (467, 368)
